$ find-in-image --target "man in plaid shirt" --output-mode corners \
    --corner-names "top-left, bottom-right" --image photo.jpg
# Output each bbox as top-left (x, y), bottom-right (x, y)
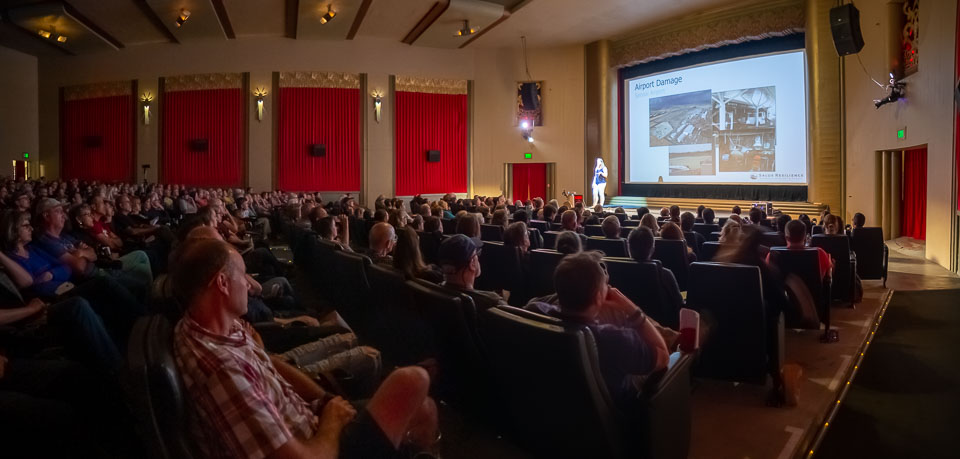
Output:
top-left (173, 239), bottom-right (438, 459)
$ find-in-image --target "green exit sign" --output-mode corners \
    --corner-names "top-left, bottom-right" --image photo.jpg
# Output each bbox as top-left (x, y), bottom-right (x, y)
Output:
top-left (22, 152), bottom-right (28, 159)
top-left (897, 128), bottom-right (905, 139)
top-left (524, 153), bottom-right (532, 159)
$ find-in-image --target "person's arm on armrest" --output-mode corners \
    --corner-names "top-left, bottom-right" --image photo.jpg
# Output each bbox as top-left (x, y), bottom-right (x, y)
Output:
top-left (0, 251), bottom-right (34, 289)
top-left (267, 397), bottom-right (355, 459)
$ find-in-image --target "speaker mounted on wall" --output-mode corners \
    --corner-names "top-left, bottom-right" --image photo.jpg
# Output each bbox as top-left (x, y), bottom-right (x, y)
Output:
top-left (829, 4), bottom-right (865, 56)
top-left (309, 144), bottom-right (326, 157)
top-left (82, 135), bottom-right (103, 149)
top-left (189, 139), bottom-right (209, 152)
top-left (426, 150), bottom-right (441, 163)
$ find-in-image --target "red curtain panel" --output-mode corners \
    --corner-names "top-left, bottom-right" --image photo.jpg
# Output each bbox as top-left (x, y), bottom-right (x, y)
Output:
top-left (512, 162), bottom-right (547, 203)
top-left (277, 87), bottom-right (361, 191)
top-left (61, 95), bottom-right (133, 182)
top-left (162, 88), bottom-right (243, 187)
top-left (395, 91), bottom-right (468, 196)
top-left (900, 148), bottom-right (927, 240)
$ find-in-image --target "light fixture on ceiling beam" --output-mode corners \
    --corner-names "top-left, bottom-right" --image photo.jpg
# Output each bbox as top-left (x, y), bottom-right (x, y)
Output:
top-left (176, 9), bottom-right (191, 28)
top-left (454, 20), bottom-right (478, 37)
top-left (37, 29), bottom-right (51, 38)
top-left (56, 35), bottom-right (67, 43)
top-left (319, 5), bottom-right (336, 24)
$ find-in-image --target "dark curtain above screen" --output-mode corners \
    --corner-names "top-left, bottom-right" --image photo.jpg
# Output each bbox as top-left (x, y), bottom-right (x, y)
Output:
top-left (162, 88), bottom-right (243, 187)
top-left (61, 95), bottom-right (133, 182)
top-left (395, 91), bottom-right (468, 196)
top-left (901, 148), bottom-right (927, 240)
top-left (277, 87), bottom-right (360, 191)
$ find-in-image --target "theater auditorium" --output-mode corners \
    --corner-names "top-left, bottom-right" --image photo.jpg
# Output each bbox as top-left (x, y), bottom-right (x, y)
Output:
top-left (0, 0), bottom-right (957, 457)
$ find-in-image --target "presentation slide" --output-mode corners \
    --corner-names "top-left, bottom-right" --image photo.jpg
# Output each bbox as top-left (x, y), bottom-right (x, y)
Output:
top-left (623, 51), bottom-right (808, 185)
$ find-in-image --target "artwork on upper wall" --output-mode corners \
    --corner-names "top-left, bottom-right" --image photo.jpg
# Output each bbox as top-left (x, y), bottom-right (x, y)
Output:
top-left (902, 0), bottom-right (918, 76)
top-left (517, 81), bottom-right (542, 127)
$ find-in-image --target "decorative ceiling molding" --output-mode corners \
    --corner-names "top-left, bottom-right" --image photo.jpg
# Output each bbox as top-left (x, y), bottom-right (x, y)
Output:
top-left (346, 0), bottom-right (374, 40)
top-left (63, 81), bottom-right (132, 101)
top-left (396, 76), bottom-right (467, 95)
top-left (402, 0), bottom-right (449, 44)
top-left (132, 0), bottom-right (179, 44)
top-left (611, 0), bottom-right (804, 69)
top-left (62, 1), bottom-right (125, 49)
top-left (210, 0), bottom-right (236, 39)
top-left (279, 71), bottom-right (360, 89)
top-left (164, 73), bottom-right (243, 91)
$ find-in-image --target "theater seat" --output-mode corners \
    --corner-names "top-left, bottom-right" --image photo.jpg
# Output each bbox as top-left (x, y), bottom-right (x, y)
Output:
top-left (584, 225), bottom-right (604, 237)
top-left (584, 237), bottom-right (629, 258)
top-left (760, 232), bottom-right (787, 248)
top-left (768, 248), bottom-right (834, 341)
top-left (653, 238), bottom-right (689, 291)
top-left (692, 223), bottom-right (719, 239)
top-left (604, 257), bottom-right (679, 328)
top-left (441, 218), bottom-right (457, 235)
top-left (528, 220), bottom-right (550, 233)
top-left (125, 315), bottom-right (196, 459)
top-left (811, 234), bottom-right (857, 303)
top-left (365, 264), bottom-right (432, 367)
top-left (529, 249), bottom-right (566, 297)
top-left (686, 262), bottom-right (780, 385)
top-left (699, 241), bottom-right (721, 261)
top-left (475, 241), bottom-right (523, 293)
top-left (481, 224), bottom-right (504, 241)
top-left (850, 227), bottom-right (888, 286)
top-left (623, 220), bottom-right (641, 227)
top-left (480, 306), bottom-right (693, 459)
top-left (528, 228), bottom-right (544, 250)
top-left (683, 231), bottom-right (703, 257)
top-left (542, 230), bottom-right (561, 250)
top-left (330, 251), bottom-right (374, 334)
top-left (419, 230), bottom-right (443, 264)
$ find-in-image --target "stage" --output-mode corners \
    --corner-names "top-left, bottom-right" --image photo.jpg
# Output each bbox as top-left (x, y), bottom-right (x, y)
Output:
top-left (604, 196), bottom-right (826, 219)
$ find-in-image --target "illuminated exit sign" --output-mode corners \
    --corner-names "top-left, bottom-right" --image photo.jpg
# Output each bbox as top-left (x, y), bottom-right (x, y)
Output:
top-left (897, 128), bottom-right (906, 139)
top-left (524, 153), bottom-right (532, 159)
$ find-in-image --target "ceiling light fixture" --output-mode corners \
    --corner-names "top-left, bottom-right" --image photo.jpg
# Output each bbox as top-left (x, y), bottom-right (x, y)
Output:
top-left (454, 20), bottom-right (478, 37)
top-left (37, 29), bottom-right (51, 38)
top-left (176, 9), bottom-right (191, 28)
top-left (319, 5), bottom-right (336, 24)
top-left (56, 35), bottom-right (67, 43)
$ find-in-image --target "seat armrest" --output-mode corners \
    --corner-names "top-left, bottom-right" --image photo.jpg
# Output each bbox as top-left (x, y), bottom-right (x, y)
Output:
top-left (632, 352), bottom-right (694, 459)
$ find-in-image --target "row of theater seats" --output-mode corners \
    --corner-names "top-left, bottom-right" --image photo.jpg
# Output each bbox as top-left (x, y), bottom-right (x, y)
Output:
top-left (285, 220), bottom-right (695, 459)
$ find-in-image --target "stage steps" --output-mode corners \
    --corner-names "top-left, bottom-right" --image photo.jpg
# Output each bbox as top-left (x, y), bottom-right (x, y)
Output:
top-left (606, 196), bottom-right (826, 218)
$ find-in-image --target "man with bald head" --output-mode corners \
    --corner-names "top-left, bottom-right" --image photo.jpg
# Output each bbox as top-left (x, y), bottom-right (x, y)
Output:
top-left (173, 239), bottom-right (438, 459)
top-left (367, 222), bottom-right (397, 266)
top-left (560, 210), bottom-right (588, 243)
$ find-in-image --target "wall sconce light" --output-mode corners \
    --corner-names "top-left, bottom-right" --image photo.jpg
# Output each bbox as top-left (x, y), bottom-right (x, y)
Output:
top-left (56, 35), bottom-right (68, 43)
top-left (176, 9), bottom-right (191, 28)
top-left (37, 29), bottom-right (51, 38)
top-left (254, 87), bottom-right (268, 122)
top-left (140, 92), bottom-right (154, 125)
top-left (319, 5), bottom-right (336, 24)
top-left (371, 90), bottom-right (383, 123)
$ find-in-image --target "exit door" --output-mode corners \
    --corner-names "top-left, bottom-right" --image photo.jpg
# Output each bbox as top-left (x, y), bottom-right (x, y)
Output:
top-left (511, 163), bottom-right (547, 203)
top-left (12, 160), bottom-right (28, 181)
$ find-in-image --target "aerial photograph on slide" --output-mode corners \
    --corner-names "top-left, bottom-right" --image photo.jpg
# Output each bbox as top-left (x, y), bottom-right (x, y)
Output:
top-left (713, 86), bottom-right (777, 172)
top-left (668, 144), bottom-right (715, 176)
top-left (648, 90), bottom-right (713, 147)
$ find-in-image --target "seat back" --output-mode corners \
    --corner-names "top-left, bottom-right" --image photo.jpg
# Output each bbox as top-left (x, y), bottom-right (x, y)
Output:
top-left (330, 250), bottom-right (373, 332)
top-left (365, 264), bottom-right (431, 366)
top-left (760, 232), bottom-right (787, 248)
top-left (811, 234), bottom-right (854, 301)
top-left (584, 237), bottom-right (629, 258)
top-left (475, 241), bottom-right (523, 292)
top-left (683, 231), bottom-right (703, 257)
top-left (125, 315), bottom-right (195, 459)
top-left (812, 225), bottom-right (824, 235)
top-left (528, 220), bottom-right (550, 233)
top-left (717, 217), bottom-right (728, 227)
top-left (685, 262), bottom-right (768, 384)
top-left (480, 224), bottom-right (504, 242)
top-left (653, 238), bottom-right (689, 291)
top-left (584, 225), bottom-right (604, 237)
top-left (480, 306), bottom-right (623, 459)
top-left (604, 257), bottom-right (677, 328)
top-left (529, 249), bottom-right (565, 297)
top-left (542, 231), bottom-right (562, 250)
top-left (550, 222), bottom-right (563, 231)
top-left (850, 227), bottom-right (885, 279)
top-left (418, 231), bottom-right (443, 265)
top-left (310, 238), bottom-right (343, 304)
top-left (699, 241), bottom-right (721, 261)
top-left (692, 223), bottom-right (719, 239)
top-left (527, 228), bottom-right (543, 250)
top-left (622, 219), bottom-right (640, 227)
top-left (767, 248), bottom-right (827, 329)
top-left (441, 218), bottom-right (456, 235)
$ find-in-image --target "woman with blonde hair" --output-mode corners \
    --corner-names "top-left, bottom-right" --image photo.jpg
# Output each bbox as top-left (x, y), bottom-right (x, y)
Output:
top-left (639, 213), bottom-right (660, 237)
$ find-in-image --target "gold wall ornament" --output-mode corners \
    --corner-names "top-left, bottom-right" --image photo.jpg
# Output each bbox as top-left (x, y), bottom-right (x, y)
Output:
top-left (253, 87), bottom-right (268, 122)
top-left (63, 81), bottom-right (132, 101)
top-left (140, 92), bottom-right (154, 125)
top-left (395, 76), bottom-right (468, 95)
top-left (164, 73), bottom-right (242, 91)
top-left (371, 89), bottom-right (383, 123)
top-left (278, 71), bottom-right (360, 89)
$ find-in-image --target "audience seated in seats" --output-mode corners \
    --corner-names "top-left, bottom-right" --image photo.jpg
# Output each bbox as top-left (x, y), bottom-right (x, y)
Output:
top-left (438, 234), bottom-right (506, 311)
top-left (659, 222), bottom-right (697, 264)
top-left (601, 215), bottom-right (621, 239)
top-left (367, 222), bottom-right (397, 267)
top-left (490, 209), bottom-right (508, 228)
top-left (719, 221), bottom-right (742, 244)
top-left (542, 205), bottom-right (558, 223)
top-left (659, 207), bottom-right (670, 219)
top-left (681, 212), bottom-right (705, 254)
top-left (639, 213), bottom-right (660, 237)
top-left (776, 214), bottom-right (792, 233)
top-left (822, 214), bottom-right (844, 236)
top-left (696, 205), bottom-right (705, 220)
top-left (560, 209), bottom-right (586, 235)
top-left (637, 206), bottom-right (650, 218)
top-left (409, 215), bottom-right (424, 232)
top-left (316, 215), bottom-right (352, 252)
top-left (524, 251), bottom-right (670, 403)
top-left (669, 205), bottom-right (681, 223)
top-left (503, 221), bottom-right (531, 255)
top-left (626, 227), bottom-right (685, 318)
top-left (554, 230), bottom-right (583, 255)
top-left (702, 207), bottom-right (716, 225)
top-left (774, 220), bottom-right (833, 280)
top-left (172, 239), bottom-right (438, 459)
top-left (455, 213), bottom-right (481, 238)
top-left (512, 208), bottom-right (531, 225)
top-left (852, 212), bottom-right (866, 229)
top-left (393, 227), bottom-right (443, 283)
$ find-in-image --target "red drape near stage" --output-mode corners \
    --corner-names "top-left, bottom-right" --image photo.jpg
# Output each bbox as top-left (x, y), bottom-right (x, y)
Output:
top-left (61, 95), bottom-right (133, 182)
top-left (162, 88), bottom-right (243, 187)
top-left (512, 163), bottom-right (547, 203)
top-left (277, 87), bottom-right (360, 191)
top-left (901, 148), bottom-right (927, 240)
top-left (395, 91), bottom-right (468, 196)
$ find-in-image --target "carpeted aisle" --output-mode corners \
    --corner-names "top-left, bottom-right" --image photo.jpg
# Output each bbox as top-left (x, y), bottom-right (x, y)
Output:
top-left (816, 289), bottom-right (960, 459)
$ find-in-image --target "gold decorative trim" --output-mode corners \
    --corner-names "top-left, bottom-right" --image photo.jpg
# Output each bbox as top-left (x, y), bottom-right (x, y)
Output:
top-left (396, 76), bottom-right (468, 95)
top-left (279, 71), bottom-right (360, 89)
top-left (164, 73), bottom-right (243, 91)
top-left (611, 0), bottom-right (805, 69)
top-left (63, 81), bottom-right (131, 101)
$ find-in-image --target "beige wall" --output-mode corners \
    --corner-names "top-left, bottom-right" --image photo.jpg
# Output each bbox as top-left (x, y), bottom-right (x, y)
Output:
top-left (845, 0), bottom-right (957, 269)
top-left (0, 45), bottom-right (39, 175)
top-left (36, 37), bottom-right (584, 203)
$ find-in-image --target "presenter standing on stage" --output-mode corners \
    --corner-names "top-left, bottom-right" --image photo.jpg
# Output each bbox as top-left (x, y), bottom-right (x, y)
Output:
top-left (592, 157), bottom-right (608, 207)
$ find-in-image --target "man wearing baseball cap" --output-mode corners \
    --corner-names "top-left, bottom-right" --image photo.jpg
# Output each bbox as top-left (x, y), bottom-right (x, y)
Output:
top-left (438, 234), bottom-right (506, 311)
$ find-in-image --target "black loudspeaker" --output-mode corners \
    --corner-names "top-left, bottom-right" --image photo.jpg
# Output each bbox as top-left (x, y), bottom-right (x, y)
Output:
top-left (189, 139), bottom-right (209, 152)
top-left (426, 149), bottom-right (441, 162)
top-left (520, 82), bottom-right (540, 111)
top-left (82, 135), bottom-right (102, 149)
top-left (829, 4), bottom-right (865, 56)
top-left (310, 144), bottom-right (326, 157)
